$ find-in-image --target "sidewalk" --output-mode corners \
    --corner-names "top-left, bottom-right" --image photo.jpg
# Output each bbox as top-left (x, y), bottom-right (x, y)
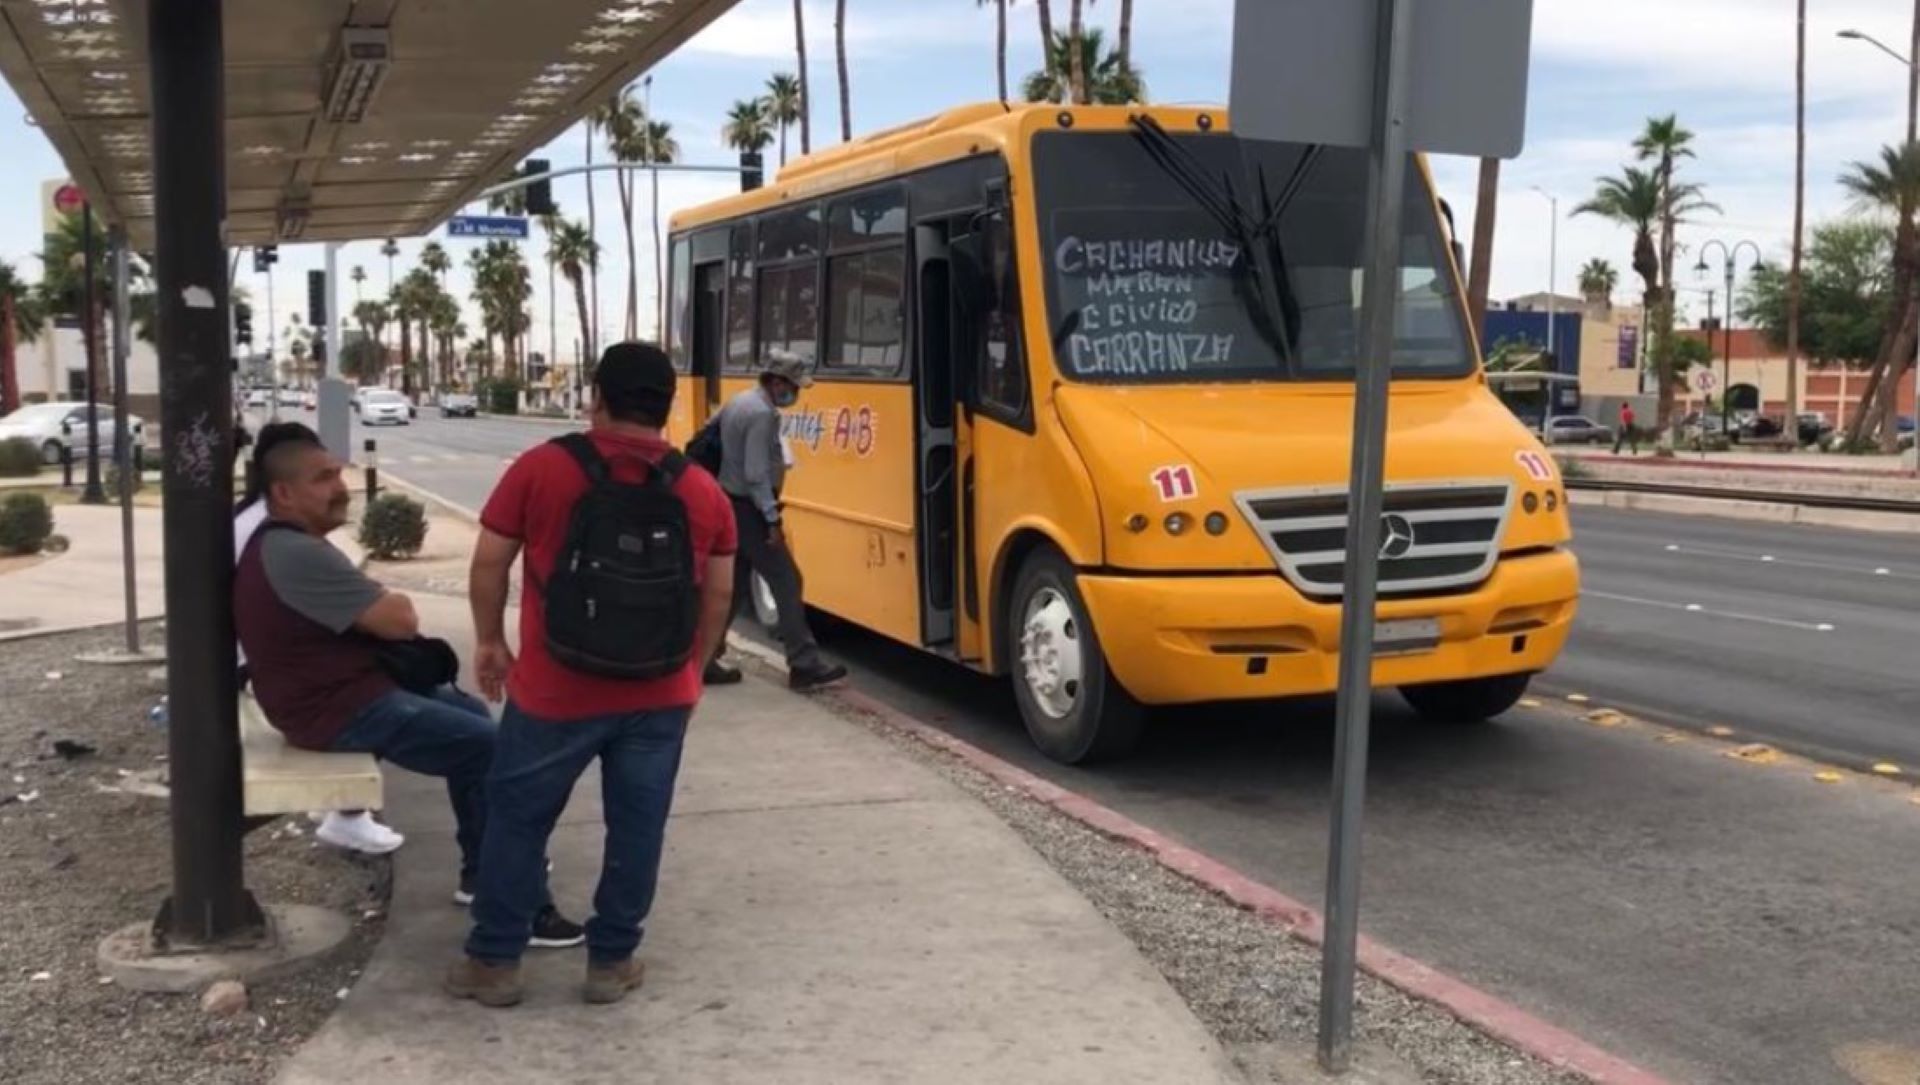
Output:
top-left (1563, 447), bottom-right (1920, 505)
top-left (277, 592), bottom-right (1241, 1085)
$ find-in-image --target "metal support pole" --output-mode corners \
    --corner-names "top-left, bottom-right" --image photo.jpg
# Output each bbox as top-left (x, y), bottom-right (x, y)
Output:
top-left (81, 201), bottom-right (106, 504)
top-left (149, 0), bottom-right (262, 949)
top-left (1317, 0), bottom-right (1413, 1073)
top-left (111, 226), bottom-right (139, 655)
top-left (317, 243), bottom-right (350, 462)
top-left (1722, 262), bottom-right (1734, 432)
top-left (61, 427), bottom-right (73, 488)
top-left (363, 437), bottom-right (379, 503)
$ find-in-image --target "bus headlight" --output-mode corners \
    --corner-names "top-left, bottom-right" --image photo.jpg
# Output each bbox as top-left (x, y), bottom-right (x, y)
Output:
top-left (1164, 512), bottom-right (1193, 536)
top-left (1204, 512), bottom-right (1229, 536)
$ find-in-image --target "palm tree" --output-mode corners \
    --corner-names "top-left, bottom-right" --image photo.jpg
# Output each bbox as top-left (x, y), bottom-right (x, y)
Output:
top-left (588, 93), bottom-right (631, 365)
top-left (723, 98), bottom-right (777, 155)
top-left (641, 119), bottom-right (681, 338)
top-left (419, 241), bottom-right (451, 292)
top-left (379, 238), bottom-right (400, 293)
top-left (468, 240), bottom-right (533, 383)
top-left (351, 299), bottom-right (391, 381)
top-left (1117, 0), bottom-right (1133, 72)
top-left (1786, 0), bottom-right (1807, 427)
top-left (1577, 259), bottom-right (1619, 309)
top-left (1575, 166), bottom-right (1713, 432)
top-left (1023, 28), bottom-right (1144, 105)
top-left (1634, 115), bottom-right (1697, 300)
top-left (350, 264), bottom-right (367, 302)
top-left (791, 0), bottom-right (812, 155)
top-left (835, 0), bottom-right (852, 141)
top-left (1838, 142), bottom-right (1920, 447)
top-left (977, 0), bottom-right (1015, 104)
top-left (1033, 0), bottom-right (1054, 61)
top-left (1, 261), bottom-right (45, 413)
top-left (1066, 0), bottom-right (1087, 105)
top-left (603, 87), bottom-right (646, 341)
top-left (767, 72), bottom-right (804, 166)
top-left (548, 219), bottom-right (601, 382)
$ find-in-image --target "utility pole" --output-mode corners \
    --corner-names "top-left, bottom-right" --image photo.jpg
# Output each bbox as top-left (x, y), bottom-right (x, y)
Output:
top-left (111, 226), bottom-right (139, 655)
top-left (81, 200), bottom-right (106, 504)
top-left (1531, 186), bottom-right (1558, 368)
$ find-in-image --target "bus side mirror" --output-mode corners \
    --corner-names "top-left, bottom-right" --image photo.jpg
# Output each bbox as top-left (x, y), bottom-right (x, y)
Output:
top-left (1436, 198), bottom-right (1467, 280)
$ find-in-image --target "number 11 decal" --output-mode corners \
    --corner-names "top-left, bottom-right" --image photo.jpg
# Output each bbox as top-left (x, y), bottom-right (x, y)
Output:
top-left (1150, 464), bottom-right (1198, 502)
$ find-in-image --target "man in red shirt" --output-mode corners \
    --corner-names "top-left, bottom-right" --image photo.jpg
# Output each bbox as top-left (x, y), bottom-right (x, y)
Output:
top-left (447, 343), bottom-right (737, 1008)
top-left (1615, 402), bottom-right (1638, 455)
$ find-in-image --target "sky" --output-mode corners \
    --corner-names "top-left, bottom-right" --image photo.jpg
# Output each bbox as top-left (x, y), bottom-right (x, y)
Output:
top-left (0, 0), bottom-right (1911, 363)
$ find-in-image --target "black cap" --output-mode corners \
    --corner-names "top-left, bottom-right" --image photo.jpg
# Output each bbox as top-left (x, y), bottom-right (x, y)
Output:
top-left (594, 341), bottom-right (676, 419)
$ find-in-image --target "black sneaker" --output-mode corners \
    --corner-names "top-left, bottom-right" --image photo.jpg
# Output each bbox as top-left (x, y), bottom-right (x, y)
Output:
top-left (703, 659), bottom-right (744, 686)
top-left (529, 905), bottom-right (587, 949)
top-left (788, 662), bottom-right (849, 692)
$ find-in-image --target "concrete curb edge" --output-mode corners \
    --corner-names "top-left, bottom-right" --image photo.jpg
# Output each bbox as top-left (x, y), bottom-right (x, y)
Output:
top-left (0, 614), bottom-right (165, 645)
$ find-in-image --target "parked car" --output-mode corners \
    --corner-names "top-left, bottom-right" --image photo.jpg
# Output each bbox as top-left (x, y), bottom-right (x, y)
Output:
top-left (244, 388), bottom-right (271, 409)
top-left (1735, 414), bottom-right (1785, 440)
top-left (359, 390), bottom-right (411, 426)
top-left (0, 402), bottom-right (145, 465)
top-left (1542, 415), bottom-right (1613, 445)
top-left (439, 392), bottom-right (479, 419)
top-left (277, 388), bottom-right (303, 407)
top-left (301, 391), bottom-right (317, 411)
top-left (1796, 412), bottom-right (1833, 445)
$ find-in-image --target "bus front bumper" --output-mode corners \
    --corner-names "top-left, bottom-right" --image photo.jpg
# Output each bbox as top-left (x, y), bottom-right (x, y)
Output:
top-left (1076, 549), bottom-right (1580, 706)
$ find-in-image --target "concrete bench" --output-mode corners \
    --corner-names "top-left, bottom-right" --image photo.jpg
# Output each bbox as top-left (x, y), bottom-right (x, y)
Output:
top-left (239, 691), bottom-right (382, 817)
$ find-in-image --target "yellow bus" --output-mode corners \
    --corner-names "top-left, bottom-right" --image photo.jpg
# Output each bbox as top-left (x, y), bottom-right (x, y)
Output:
top-left (665, 102), bottom-right (1579, 764)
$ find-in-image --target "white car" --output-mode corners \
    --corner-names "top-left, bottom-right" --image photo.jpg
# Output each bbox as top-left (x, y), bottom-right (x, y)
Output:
top-left (245, 389), bottom-right (271, 408)
top-left (360, 390), bottom-right (411, 426)
top-left (0, 402), bottom-right (145, 465)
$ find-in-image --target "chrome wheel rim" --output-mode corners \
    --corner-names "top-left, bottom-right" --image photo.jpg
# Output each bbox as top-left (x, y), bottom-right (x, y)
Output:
top-left (1019, 588), bottom-right (1084, 720)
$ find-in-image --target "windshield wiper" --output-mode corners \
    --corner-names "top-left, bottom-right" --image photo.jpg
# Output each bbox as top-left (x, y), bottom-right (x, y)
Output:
top-left (1127, 115), bottom-right (1301, 372)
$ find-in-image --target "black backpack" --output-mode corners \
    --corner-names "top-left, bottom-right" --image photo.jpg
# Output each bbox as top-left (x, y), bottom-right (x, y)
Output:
top-left (541, 434), bottom-right (699, 680)
top-left (685, 413), bottom-right (724, 475)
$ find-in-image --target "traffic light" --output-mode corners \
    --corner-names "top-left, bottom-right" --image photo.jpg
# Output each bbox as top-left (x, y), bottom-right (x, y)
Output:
top-left (307, 270), bottom-right (326, 327)
top-left (252, 245), bottom-right (278, 274)
top-left (524, 158), bottom-right (555, 216)
top-left (235, 301), bottom-right (253, 346)
top-left (740, 150), bottom-right (763, 193)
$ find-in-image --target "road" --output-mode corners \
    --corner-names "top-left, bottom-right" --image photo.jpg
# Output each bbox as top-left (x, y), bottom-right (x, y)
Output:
top-left (356, 413), bottom-right (1920, 1084)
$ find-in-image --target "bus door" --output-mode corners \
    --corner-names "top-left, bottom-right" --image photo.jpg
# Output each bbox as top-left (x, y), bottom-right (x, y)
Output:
top-left (913, 222), bottom-right (959, 650)
top-left (691, 259), bottom-right (727, 423)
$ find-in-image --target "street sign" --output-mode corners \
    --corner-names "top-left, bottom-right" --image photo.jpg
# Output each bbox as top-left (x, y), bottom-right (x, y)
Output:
top-left (447, 214), bottom-right (529, 239)
top-left (1230, 0), bottom-right (1534, 158)
top-left (53, 182), bottom-right (85, 215)
top-left (1694, 369), bottom-right (1718, 393)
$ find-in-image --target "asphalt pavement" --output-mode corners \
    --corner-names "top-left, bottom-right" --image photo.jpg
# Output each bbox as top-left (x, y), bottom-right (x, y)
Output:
top-left (353, 412), bottom-right (1920, 1085)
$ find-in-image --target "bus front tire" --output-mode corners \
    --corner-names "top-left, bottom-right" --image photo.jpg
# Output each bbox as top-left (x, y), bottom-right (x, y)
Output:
top-left (1006, 550), bottom-right (1145, 764)
top-left (1399, 672), bottom-right (1533, 723)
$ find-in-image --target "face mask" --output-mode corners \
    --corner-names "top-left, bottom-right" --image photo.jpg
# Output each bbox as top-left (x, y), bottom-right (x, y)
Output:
top-left (771, 385), bottom-right (799, 408)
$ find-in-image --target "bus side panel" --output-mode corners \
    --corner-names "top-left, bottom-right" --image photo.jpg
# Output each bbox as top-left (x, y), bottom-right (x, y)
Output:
top-left (772, 381), bottom-right (924, 648)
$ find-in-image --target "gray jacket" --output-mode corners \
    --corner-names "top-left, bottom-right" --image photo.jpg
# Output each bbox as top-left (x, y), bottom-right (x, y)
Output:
top-left (716, 386), bottom-right (786, 523)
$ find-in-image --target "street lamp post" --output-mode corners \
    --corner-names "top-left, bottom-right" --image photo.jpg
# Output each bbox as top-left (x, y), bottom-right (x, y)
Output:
top-left (1838, 25), bottom-right (1919, 462)
top-left (1696, 239), bottom-right (1763, 433)
top-left (1531, 186), bottom-right (1558, 368)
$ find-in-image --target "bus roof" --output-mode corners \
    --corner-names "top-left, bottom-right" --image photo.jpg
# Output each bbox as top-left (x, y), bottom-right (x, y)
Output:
top-left (670, 101), bottom-right (1226, 234)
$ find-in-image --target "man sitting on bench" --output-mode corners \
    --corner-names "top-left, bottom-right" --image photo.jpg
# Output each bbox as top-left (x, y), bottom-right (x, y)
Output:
top-left (233, 429), bottom-right (583, 946)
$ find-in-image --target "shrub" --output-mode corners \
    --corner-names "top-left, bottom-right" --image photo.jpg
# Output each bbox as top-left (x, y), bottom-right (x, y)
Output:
top-left (1553, 455), bottom-right (1592, 480)
top-left (475, 377), bottom-right (524, 416)
top-left (357, 493), bottom-right (428, 561)
top-left (0, 437), bottom-right (41, 478)
top-left (0, 493), bottom-right (55, 555)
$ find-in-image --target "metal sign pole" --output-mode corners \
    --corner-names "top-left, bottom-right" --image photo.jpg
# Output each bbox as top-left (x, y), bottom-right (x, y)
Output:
top-left (1317, 0), bottom-right (1416, 1071)
top-left (110, 226), bottom-right (139, 655)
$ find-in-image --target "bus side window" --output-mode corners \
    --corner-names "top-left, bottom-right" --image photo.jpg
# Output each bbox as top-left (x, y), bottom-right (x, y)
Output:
top-left (725, 224), bottom-right (755, 373)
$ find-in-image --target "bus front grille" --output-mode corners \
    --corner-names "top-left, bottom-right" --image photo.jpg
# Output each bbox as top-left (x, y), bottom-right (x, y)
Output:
top-left (1233, 480), bottom-right (1513, 599)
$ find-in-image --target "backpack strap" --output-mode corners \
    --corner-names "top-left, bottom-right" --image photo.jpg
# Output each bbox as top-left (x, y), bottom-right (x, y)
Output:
top-left (651, 450), bottom-right (689, 489)
top-left (553, 433), bottom-right (610, 486)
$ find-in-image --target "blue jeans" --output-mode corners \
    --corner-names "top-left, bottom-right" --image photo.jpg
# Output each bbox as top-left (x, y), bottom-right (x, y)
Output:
top-left (331, 686), bottom-right (496, 882)
top-left (466, 701), bottom-right (691, 965)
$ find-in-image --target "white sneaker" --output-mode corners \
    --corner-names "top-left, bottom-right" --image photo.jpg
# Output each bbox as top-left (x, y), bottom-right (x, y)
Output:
top-left (315, 811), bottom-right (405, 855)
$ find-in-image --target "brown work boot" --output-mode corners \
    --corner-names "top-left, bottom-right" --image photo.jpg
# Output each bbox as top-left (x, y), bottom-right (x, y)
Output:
top-left (582, 958), bottom-right (646, 1004)
top-left (444, 957), bottom-right (523, 1008)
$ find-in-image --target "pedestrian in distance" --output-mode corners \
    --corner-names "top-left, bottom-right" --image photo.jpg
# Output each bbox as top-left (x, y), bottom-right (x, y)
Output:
top-left (233, 428), bottom-right (584, 943)
top-left (700, 349), bottom-right (849, 692)
top-left (450, 342), bottom-right (738, 1008)
top-left (1613, 401), bottom-right (1639, 455)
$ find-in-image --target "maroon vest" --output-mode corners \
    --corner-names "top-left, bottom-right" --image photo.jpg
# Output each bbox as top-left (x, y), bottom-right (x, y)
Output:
top-left (233, 525), bottom-right (395, 750)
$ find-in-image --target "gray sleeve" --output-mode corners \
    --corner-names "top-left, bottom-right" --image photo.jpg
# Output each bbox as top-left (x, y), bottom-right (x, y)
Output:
top-left (259, 530), bottom-right (385, 634)
top-left (741, 408), bottom-right (782, 522)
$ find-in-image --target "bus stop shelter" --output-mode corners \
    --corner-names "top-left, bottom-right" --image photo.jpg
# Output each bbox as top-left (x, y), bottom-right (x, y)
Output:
top-left (0, 0), bottom-right (740, 952)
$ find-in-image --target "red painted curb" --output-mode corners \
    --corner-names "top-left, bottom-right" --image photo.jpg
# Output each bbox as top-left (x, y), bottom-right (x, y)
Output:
top-left (835, 686), bottom-right (1672, 1085)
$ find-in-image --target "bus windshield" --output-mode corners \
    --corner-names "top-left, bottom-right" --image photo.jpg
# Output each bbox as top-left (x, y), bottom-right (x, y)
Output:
top-left (1033, 129), bottom-right (1473, 384)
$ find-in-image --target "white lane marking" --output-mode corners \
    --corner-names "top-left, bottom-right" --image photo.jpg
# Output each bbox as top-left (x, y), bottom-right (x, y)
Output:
top-left (1585, 590), bottom-right (1839, 633)
top-left (409, 455), bottom-right (433, 464)
top-left (440, 453), bottom-right (464, 462)
top-left (1661, 542), bottom-right (1917, 582)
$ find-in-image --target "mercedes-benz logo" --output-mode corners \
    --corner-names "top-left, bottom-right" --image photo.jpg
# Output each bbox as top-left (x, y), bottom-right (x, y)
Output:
top-left (1379, 513), bottom-right (1417, 560)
